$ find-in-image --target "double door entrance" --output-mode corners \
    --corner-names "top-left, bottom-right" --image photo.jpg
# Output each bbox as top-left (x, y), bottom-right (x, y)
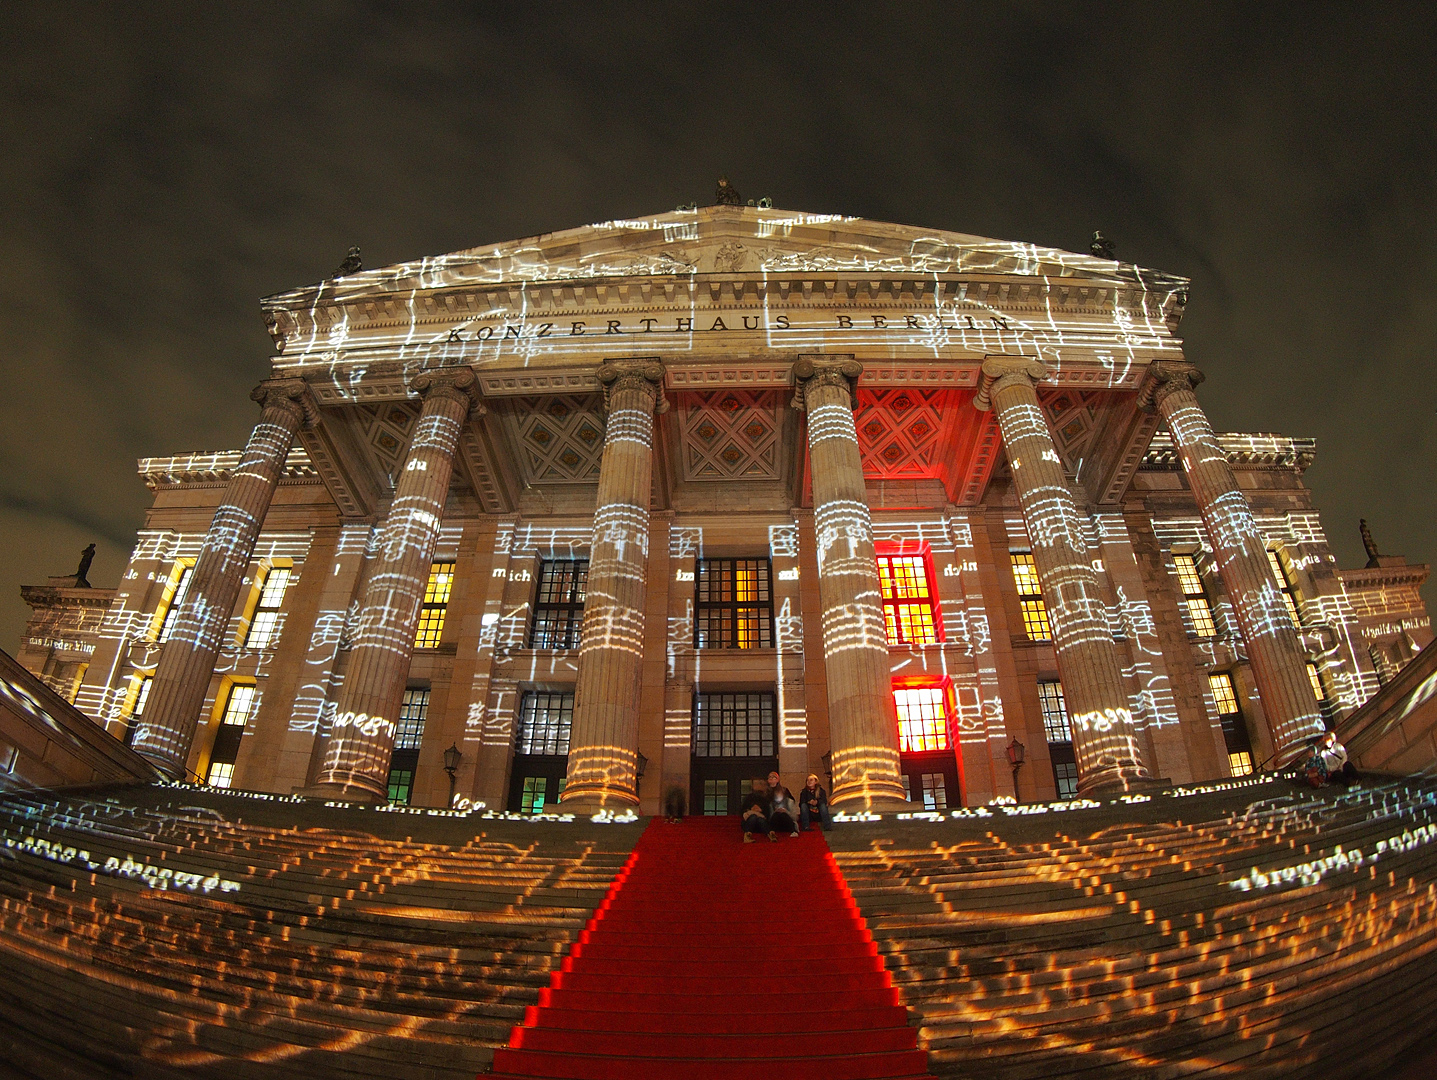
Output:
top-left (691, 756), bottom-right (780, 816)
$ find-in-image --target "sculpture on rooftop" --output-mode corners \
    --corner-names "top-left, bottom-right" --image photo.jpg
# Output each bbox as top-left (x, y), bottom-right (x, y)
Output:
top-left (1361, 518), bottom-right (1382, 567)
top-left (331, 246), bottom-right (363, 279)
top-left (74, 544), bottom-right (95, 588)
top-left (1090, 230), bottom-right (1116, 260)
top-left (714, 177), bottom-right (743, 206)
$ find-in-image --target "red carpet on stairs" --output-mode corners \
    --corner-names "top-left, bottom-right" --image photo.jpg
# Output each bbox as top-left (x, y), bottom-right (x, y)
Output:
top-left (486, 815), bottom-right (934, 1080)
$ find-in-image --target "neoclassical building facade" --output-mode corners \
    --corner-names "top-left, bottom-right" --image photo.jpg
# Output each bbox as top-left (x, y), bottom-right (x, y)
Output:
top-left (31, 207), bottom-right (1431, 813)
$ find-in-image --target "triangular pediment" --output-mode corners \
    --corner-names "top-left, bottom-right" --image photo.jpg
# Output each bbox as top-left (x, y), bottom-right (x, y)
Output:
top-left (263, 205), bottom-right (1186, 313)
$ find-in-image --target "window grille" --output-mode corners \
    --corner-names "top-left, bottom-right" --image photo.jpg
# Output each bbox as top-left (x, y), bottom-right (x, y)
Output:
top-left (519, 776), bottom-right (548, 814)
top-left (695, 559), bottom-right (773, 649)
top-left (919, 772), bottom-right (948, 811)
top-left (1010, 553), bottom-right (1052, 640)
top-left (1053, 759), bottom-right (1080, 800)
top-left (387, 767), bottom-right (416, 804)
top-left (893, 686), bottom-right (949, 753)
top-left (702, 779), bottom-right (729, 816)
top-left (516, 691), bottom-right (573, 756)
top-left (244, 567), bottom-right (290, 649)
top-left (878, 554), bottom-right (939, 646)
top-left (693, 693), bottom-right (776, 758)
top-left (1172, 553), bottom-right (1217, 638)
top-left (1267, 548), bottom-right (1303, 628)
top-left (395, 688), bottom-right (429, 751)
top-left (1037, 680), bottom-right (1072, 743)
top-left (413, 563), bottom-right (455, 648)
top-left (530, 560), bottom-right (588, 649)
top-left (156, 565), bottom-right (194, 643)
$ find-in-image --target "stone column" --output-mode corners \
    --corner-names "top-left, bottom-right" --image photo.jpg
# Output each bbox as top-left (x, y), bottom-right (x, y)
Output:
top-left (793, 355), bottom-right (908, 810)
top-left (1140, 361), bottom-right (1324, 762)
top-left (975, 356), bottom-right (1152, 793)
top-left (133, 379), bottom-right (314, 778)
top-left (559, 359), bottom-right (665, 809)
top-left (309, 367), bottom-right (478, 800)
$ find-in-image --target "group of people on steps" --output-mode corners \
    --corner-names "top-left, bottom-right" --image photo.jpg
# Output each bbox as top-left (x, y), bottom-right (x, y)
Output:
top-left (740, 771), bottom-right (832, 841)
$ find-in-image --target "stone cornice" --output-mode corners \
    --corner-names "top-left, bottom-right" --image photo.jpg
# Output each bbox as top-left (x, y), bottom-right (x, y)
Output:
top-left (1141, 432), bottom-right (1317, 473)
top-left (19, 585), bottom-right (117, 609)
top-left (138, 448), bottom-right (321, 490)
top-left (1340, 563), bottom-right (1431, 591)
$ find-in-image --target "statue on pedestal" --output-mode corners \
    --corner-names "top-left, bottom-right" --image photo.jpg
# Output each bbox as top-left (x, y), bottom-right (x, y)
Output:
top-left (74, 543), bottom-right (96, 588)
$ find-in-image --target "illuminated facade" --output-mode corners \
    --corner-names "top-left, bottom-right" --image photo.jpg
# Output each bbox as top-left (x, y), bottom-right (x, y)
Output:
top-left (39, 206), bottom-right (1430, 812)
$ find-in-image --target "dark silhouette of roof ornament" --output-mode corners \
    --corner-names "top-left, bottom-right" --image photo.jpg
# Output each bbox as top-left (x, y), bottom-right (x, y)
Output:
top-left (74, 544), bottom-right (95, 588)
top-left (1361, 518), bottom-right (1382, 568)
top-left (331, 247), bottom-right (363, 279)
top-left (1090, 231), bottom-right (1116, 260)
top-left (714, 177), bottom-right (743, 205)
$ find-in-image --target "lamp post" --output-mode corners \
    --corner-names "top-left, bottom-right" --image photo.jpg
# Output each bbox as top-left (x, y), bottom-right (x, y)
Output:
top-left (442, 743), bottom-right (461, 808)
top-left (821, 751), bottom-right (833, 785)
top-left (634, 751), bottom-right (648, 798)
top-left (1006, 738), bottom-right (1026, 802)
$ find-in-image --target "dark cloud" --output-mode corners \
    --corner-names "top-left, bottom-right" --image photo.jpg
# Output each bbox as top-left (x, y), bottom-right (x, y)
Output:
top-left (2, 2), bottom-right (1434, 646)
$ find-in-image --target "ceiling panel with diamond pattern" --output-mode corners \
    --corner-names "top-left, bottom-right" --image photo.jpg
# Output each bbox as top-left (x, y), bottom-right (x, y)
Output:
top-left (677, 389), bottom-right (782, 482)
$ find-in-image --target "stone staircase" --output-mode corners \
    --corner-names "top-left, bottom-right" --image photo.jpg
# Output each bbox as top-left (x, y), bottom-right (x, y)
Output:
top-left (0, 785), bottom-right (642, 1079)
top-left (830, 777), bottom-right (1437, 1079)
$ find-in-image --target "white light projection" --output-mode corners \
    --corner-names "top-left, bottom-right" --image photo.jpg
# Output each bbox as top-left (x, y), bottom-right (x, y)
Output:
top-left (798, 361), bottom-right (907, 807)
top-left (769, 523), bottom-right (807, 750)
top-left (1156, 386), bottom-right (1326, 759)
top-left (561, 365), bottom-right (661, 807)
top-left (986, 363), bottom-right (1150, 792)
top-left (315, 374), bottom-right (474, 797)
top-left (129, 388), bottom-right (309, 776)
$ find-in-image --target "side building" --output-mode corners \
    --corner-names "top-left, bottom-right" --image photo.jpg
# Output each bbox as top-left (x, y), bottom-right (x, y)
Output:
top-left (19, 206), bottom-right (1431, 813)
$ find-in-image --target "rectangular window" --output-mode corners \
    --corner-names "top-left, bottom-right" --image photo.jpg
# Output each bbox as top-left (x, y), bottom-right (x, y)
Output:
top-left (1010, 552), bottom-right (1052, 641)
top-left (395, 688), bottom-right (429, 751)
top-left (206, 683), bottom-right (255, 787)
top-left (696, 559), bottom-right (773, 649)
top-left (1052, 759), bottom-right (1080, 800)
top-left (1209, 671), bottom-right (1254, 774)
top-left (1172, 553), bottom-right (1217, 638)
top-left (878, 553), bottom-right (939, 646)
top-left (1267, 548), bottom-right (1303, 628)
top-left (156, 565), bottom-right (194, 643)
top-left (693, 693), bottom-right (776, 758)
top-left (387, 768), bottom-right (416, 804)
top-left (530, 559), bottom-right (589, 649)
top-left (516, 691), bottom-right (574, 756)
top-left (385, 687), bottom-right (429, 804)
top-left (244, 566), bottom-right (291, 649)
top-left (413, 562), bottom-right (455, 648)
top-left (894, 686), bottom-right (950, 753)
top-left (1307, 662), bottom-right (1326, 703)
top-left (919, 772), bottom-right (948, 811)
top-left (702, 778), bottom-right (729, 816)
top-left (1037, 680), bottom-right (1072, 743)
top-left (519, 776), bottom-right (548, 814)
top-left (124, 675), bottom-right (153, 747)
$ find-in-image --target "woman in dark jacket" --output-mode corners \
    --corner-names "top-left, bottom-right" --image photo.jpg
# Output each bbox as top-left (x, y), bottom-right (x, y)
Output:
top-left (799, 773), bottom-right (833, 832)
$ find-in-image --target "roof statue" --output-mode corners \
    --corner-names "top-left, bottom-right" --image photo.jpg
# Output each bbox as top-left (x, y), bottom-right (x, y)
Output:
top-left (1090, 230), bottom-right (1116, 260)
top-left (330, 246), bottom-right (363, 279)
top-left (1361, 517), bottom-right (1382, 567)
top-left (73, 543), bottom-right (95, 588)
top-left (713, 177), bottom-right (743, 206)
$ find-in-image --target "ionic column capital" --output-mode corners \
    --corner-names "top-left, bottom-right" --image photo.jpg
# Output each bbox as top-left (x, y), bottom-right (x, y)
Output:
top-left (1137, 361), bottom-right (1205, 413)
top-left (791, 354), bottom-right (862, 410)
top-left (250, 378), bottom-right (319, 427)
top-left (411, 366), bottom-right (480, 414)
top-left (598, 357), bottom-right (666, 413)
top-left (974, 356), bottom-right (1048, 411)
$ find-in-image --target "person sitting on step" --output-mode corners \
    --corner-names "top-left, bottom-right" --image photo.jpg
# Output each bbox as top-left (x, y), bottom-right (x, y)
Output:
top-left (740, 778), bottom-right (771, 843)
top-left (799, 773), bottom-right (833, 832)
top-left (1319, 729), bottom-right (1360, 788)
top-left (767, 771), bottom-right (800, 839)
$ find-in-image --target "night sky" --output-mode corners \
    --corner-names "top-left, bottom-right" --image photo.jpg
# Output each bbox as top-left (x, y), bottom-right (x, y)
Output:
top-left (2, 3), bottom-right (1434, 650)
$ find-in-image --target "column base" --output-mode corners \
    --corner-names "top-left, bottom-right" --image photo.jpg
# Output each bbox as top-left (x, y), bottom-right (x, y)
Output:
top-left (830, 795), bottom-right (916, 814)
top-left (556, 789), bottom-right (640, 813)
top-left (295, 781), bottom-right (387, 804)
top-left (1079, 774), bottom-right (1172, 797)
